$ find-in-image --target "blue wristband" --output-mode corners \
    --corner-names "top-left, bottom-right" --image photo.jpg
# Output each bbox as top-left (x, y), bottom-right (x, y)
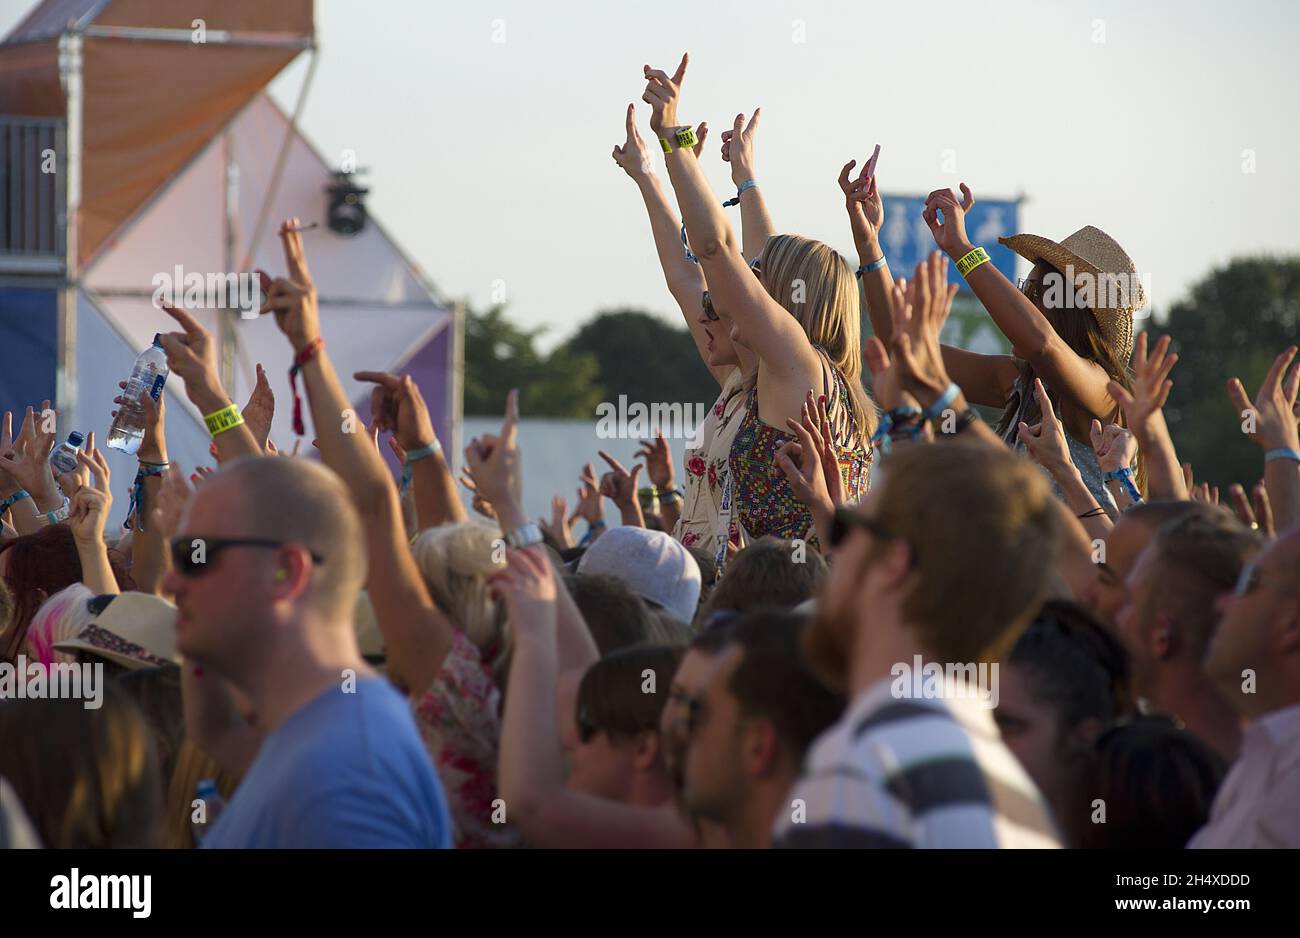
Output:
top-left (403, 441), bottom-right (442, 464)
top-left (855, 256), bottom-right (887, 279)
top-left (1265, 447), bottom-right (1300, 464)
top-left (722, 179), bottom-right (758, 207)
top-left (0, 489), bottom-right (30, 513)
top-left (1104, 466), bottom-right (1143, 504)
top-left (921, 383), bottom-right (960, 424)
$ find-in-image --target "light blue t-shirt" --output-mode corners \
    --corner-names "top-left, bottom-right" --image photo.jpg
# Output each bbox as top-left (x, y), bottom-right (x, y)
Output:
top-left (202, 677), bottom-right (451, 849)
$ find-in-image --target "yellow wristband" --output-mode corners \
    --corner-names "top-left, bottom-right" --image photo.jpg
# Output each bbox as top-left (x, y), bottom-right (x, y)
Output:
top-left (955, 246), bottom-right (990, 278)
top-left (659, 126), bottom-right (698, 155)
top-left (204, 404), bottom-right (245, 437)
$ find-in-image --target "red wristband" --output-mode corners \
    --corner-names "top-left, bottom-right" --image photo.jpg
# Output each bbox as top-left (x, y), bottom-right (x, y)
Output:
top-left (289, 338), bottom-right (324, 436)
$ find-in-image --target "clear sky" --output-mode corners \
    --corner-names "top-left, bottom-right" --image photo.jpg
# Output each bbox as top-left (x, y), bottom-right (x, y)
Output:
top-left (4, 0), bottom-right (1299, 348)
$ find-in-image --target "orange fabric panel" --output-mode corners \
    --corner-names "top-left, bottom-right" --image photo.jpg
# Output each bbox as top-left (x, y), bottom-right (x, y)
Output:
top-left (94, 0), bottom-right (313, 36)
top-left (79, 39), bottom-right (300, 265)
top-left (0, 40), bottom-right (64, 117)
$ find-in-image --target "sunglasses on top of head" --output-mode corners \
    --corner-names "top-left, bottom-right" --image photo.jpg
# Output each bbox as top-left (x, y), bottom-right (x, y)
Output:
top-left (168, 536), bottom-right (324, 577)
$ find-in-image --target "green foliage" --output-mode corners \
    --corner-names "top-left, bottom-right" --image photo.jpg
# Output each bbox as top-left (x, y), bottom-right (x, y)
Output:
top-left (560, 308), bottom-right (717, 411)
top-left (1162, 257), bottom-right (1300, 488)
top-left (462, 304), bottom-right (715, 418)
top-left (462, 305), bottom-right (603, 417)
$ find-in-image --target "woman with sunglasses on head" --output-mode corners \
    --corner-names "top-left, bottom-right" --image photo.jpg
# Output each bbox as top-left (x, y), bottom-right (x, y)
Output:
top-left (611, 101), bottom-right (762, 570)
top-left (902, 185), bottom-right (1148, 513)
top-left (643, 55), bottom-right (876, 556)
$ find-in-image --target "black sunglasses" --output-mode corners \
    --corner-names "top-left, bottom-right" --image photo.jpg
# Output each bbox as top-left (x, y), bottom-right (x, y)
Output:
top-left (169, 536), bottom-right (324, 577)
top-left (828, 507), bottom-right (898, 548)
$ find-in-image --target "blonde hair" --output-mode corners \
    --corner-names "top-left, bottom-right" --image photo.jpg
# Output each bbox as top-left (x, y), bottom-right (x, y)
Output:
top-left (162, 738), bottom-right (239, 849)
top-left (760, 234), bottom-right (878, 439)
top-left (410, 522), bottom-right (508, 667)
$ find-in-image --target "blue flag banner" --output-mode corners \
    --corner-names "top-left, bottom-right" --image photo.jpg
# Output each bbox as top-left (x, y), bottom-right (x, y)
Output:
top-left (877, 195), bottom-right (1021, 290)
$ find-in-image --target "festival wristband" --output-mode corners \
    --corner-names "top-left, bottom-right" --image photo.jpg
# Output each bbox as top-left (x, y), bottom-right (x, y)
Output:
top-left (0, 489), bottom-right (30, 514)
top-left (654, 485), bottom-right (684, 501)
top-left (290, 337), bottom-right (325, 436)
top-left (723, 180), bottom-right (758, 207)
top-left (404, 441), bottom-right (443, 464)
top-left (126, 462), bottom-right (170, 532)
top-left (659, 126), bottom-right (698, 155)
top-left (921, 383), bottom-right (961, 423)
top-left (955, 246), bottom-right (990, 278)
top-left (46, 496), bottom-right (71, 525)
top-left (1265, 447), bottom-right (1300, 464)
top-left (855, 256), bottom-right (887, 279)
top-left (1104, 466), bottom-right (1143, 504)
top-left (204, 403), bottom-right (245, 437)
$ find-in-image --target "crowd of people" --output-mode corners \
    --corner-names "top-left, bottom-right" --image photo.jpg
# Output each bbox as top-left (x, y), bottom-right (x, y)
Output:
top-left (0, 53), bottom-right (1297, 850)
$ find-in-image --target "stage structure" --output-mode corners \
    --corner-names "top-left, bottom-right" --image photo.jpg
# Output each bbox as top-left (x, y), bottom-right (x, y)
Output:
top-left (0, 0), bottom-right (461, 527)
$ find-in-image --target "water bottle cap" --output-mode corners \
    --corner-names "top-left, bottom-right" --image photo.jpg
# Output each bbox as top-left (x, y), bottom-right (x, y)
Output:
top-left (152, 332), bottom-right (163, 347)
top-left (67, 431), bottom-right (84, 447)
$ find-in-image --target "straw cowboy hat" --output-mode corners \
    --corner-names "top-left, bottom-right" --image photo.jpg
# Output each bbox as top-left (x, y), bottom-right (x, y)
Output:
top-left (999, 225), bottom-right (1146, 364)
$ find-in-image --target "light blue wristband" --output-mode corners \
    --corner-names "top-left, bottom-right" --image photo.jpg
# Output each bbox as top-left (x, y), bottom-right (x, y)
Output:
top-left (1265, 447), bottom-right (1300, 464)
top-left (0, 489), bottom-right (29, 514)
top-left (403, 441), bottom-right (443, 465)
top-left (722, 179), bottom-right (758, 207)
top-left (855, 256), bottom-right (887, 279)
top-left (921, 383), bottom-right (961, 423)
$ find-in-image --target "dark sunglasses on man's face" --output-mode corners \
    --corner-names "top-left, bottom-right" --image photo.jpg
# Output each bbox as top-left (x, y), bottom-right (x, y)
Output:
top-left (168, 536), bottom-right (324, 577)
top-left (828, 506), bottom-right (897, 549)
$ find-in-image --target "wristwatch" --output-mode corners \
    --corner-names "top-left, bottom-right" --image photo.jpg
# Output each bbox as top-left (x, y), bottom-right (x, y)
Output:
top-left (503, 522), bottom-right (544, 549)
top-left (659, 126), bottom-right (698, 155)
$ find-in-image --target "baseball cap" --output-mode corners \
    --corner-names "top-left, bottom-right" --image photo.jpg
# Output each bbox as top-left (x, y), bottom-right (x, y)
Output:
top-left (577, 527), bottom-right (701, 625)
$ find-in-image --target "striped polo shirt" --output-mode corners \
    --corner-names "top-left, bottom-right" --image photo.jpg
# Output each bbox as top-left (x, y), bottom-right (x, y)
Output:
top-left (773, 676), bottom-right (1060, 848)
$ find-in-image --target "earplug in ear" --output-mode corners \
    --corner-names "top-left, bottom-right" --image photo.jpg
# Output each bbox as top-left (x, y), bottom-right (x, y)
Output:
top-left (275, 569), bottom-right (288, 582)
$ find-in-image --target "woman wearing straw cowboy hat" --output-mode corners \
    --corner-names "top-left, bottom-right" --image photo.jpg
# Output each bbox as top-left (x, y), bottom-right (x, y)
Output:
top-left (919, 184), bottom-right (1146, 511)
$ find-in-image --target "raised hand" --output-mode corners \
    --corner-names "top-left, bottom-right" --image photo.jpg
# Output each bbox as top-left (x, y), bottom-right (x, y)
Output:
top-left (464, 389), bottom-right (523, 529)
top-left (487, 546), bottom-right (558, 639)
top-left (597, 450), bottom-right (642, 509)
top-left (539, 495), bottom-right (575, 549)
top-left (158, 304), bottom-right (225, 408)
top-left (1108, 333), bottom-right (1178, 440)
top-left (56, 430), bottom-right (97, 500)
top-left (355, 370), bottom-right (438, 451)
top-left (0, 404), bottom-right (59, 505)
top-left (720, 108), bottom-right (761, 186)
top-left (1089, 420), bottom-right (1137, 475)
top-left (114, 380), bottom-right (167, 465)
top-left (573, 462), bottom-right (603, 524)
top-left (67, 446), bottom-right (112, 545)
top-left (642, 53), bottom-right (689, 137)
top-left (612, 103), bottom-right (658, 181)
top-left (1227, 345), bottom-right (1300, 453)
top-left (838, 146), bottom-right (883, 248)
top-left (635, 430), bottom-right (675, 492)
top-left (459, 474), bottom-right (496, 521)
top-left (242, 363), bottom-right (275, 452)
top-left (257, 218), bottom-right (322, 352)
top-left (1227, 481), bottom-right (1273, 536)
top-left (922, 183), bottom-right (975, 258)
top-left (1018, 378), bottom-right (1075, 474)
top-left (890, 253), bottom-right (959, 401)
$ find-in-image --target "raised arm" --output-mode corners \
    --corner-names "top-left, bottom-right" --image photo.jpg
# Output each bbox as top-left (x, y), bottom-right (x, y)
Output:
top-left (356, 371), bottom-right (466, 530)
top-left (1108, 333), bottom-right (1187, 500)
top-left (720, 109), bottom-right (776, 263)
top-left (644, 55), bottom-right (820, 384)
top-left (67, 446), bottom-right (121, 595)
top-left (635, 431), bottom-right (680, 531)
top-left (839, 149), bottom-right (897, 343)
top-left (159, 305), bottom-right (263, 462)
top-left (1018, 379), bottom-right (1114, 540)
top-left (1090, 421), bottom-right (1140, 511)
top-left (117, 387), bottom-right (170, 595)
top-left (924, 186), bottom-right (1111, 416)
top-left (493, 547), bottom-right (691, 849)
top-left (0, 406), bottom-right (63, 536)
top-left (261, 219), bottom-right (455, 697)
top-left (1228, 345), bottom-right (1300, 533)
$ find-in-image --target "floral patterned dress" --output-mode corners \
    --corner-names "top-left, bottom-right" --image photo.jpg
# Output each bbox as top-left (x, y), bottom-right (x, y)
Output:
top-left (673, 369), bottom-right (748, 571)
top-left (728, 352), bottom-right (872, 549)
top-left (406, 631), bottom-right (523, 849)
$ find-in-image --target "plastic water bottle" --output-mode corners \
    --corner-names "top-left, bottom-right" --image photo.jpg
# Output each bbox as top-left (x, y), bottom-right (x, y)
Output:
top-left (107, 334), bottom-right (168, 455)
top-left (49, 431), bottom-right (85, 476)
top-left (191, 778), bottom-right (226, 845)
